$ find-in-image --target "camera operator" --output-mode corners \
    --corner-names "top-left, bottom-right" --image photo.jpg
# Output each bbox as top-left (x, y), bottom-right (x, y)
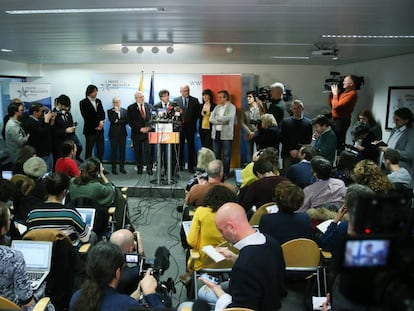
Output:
top-left (329, 75), bottom-right (361, 153)
top-left (70, 241), bottom-right (165, 310)
top-left (110, 229), bottom-right (145, 295)
top-left (253, 113), bottom-right (281, 150)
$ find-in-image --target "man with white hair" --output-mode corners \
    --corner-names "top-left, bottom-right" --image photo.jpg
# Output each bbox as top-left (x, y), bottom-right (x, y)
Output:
top-left (267, 82), bottom-right (286, 125)
top-left (127, 91), bottom-right (153, 175)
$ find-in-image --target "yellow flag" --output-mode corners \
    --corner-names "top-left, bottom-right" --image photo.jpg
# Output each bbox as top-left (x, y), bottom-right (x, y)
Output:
top-left (139, 71), bottom-right (144, 91)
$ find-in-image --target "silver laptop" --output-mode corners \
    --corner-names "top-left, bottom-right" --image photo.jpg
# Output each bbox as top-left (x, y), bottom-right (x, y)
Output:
top-left (76, 208), bottom-right (96, 229)
top-left (11, 240), bottom-right (53, 290)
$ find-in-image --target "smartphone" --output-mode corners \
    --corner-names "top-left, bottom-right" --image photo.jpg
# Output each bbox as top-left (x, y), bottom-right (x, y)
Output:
top-left (200, 273), bottom-right (219, 284)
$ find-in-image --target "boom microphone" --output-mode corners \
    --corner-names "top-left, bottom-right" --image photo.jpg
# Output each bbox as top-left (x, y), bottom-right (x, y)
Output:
top-left (153, 246), bottom-right (170, 276)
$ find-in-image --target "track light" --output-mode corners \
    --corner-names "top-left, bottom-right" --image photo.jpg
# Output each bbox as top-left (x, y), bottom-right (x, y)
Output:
top-left (136, 47), bottom-right (144, 54)
top-left (151, 46), bottom-right (159, 54)
top-left (166, 46), bottom-right (174, 54)
top-left (121, 46), bottom-right (129, 54)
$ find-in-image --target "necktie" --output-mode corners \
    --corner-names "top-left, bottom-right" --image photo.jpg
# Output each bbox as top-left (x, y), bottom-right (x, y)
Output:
top-left (140, 105), bottom-right (146, 119)
top-left (184, 98), bottom-right (188, 110)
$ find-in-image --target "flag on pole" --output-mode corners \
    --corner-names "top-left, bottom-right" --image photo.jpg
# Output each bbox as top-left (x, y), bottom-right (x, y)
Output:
top-left (138, 70), bottom-right (144, 91)
top-left (149, 71), bottom-right (154, 106)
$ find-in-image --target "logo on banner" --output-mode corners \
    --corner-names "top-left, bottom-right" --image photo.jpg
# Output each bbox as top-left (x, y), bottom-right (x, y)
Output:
top-left (100, 80), bottom-right (132, 91)
top-left (16, 86), bottom-right (49, 98)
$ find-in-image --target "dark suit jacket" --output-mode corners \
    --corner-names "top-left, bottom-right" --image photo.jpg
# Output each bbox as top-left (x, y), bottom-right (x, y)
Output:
top-left (24, 116), bottom-right (53, 156)
top-left (79, 97), bottom-right (105, 135)
top-left (107, 107), bottom-right (128, 138)
top-left (259, 211), bottom-right (314, 245)
top-left (285, 160), bottom-right (314, 188)
top-left (174, 95), bottom-right (200, 132)
top-left (127, 102), bottom-right (152, 141)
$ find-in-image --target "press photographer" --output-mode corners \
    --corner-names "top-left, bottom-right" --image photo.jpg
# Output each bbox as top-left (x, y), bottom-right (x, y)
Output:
top-left (257, 82), bottom-right (293, 124)
top-left (328, 74), bottom-right (364, 152)
top-left (252, 113), bottom-right (281, 150)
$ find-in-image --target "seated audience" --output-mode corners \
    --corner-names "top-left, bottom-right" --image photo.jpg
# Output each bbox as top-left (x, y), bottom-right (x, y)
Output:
top-left (55, 140), bottom-right (80, 177)
top-left (26, 172), bottom-right (93, 244)
top-left (312, 114), bottom-right (337, 164)
top-left (239, 159), bottom-right (288, 213)
top-left (70, 241), bottom-right (165, 310)
top-left (69, 157), bottom-right (114, 207)
top-left (185, 160), bottom-right (235, 208)
top-left (285, 145), bottom-right (317, 188)
top-left (298, 156), bottom-right (346, 212)
top-left (185, 185), bottom-right (238, 272)
top-left (332, 150), bottom-right (358, 186)
top-left (0, 201), bottom-right (34, 307)
top-left (12, 144), bottom-right (36, 175)
top-left (383, 149), bottom-right (412, 188)
top-left (199, 203), bottom-right (286, 310)
top-left (253, 113), bottom-right (281, 150)
top-left (357, 109), bottom-right (382, 140)
top-left (240, 147), bottom-right (280, 188)
top-left (23, 156), bottom-right (48, 202)
top-left (259, 181), bottom-right (314, 244)
top-left (349, 121), bottom-right (379, 162)
top-left (351, 159), bottom-right (394, 193)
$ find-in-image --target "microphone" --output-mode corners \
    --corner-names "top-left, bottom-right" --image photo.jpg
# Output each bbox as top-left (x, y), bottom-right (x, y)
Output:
top-left (153, 246), bottom-right (170, 277)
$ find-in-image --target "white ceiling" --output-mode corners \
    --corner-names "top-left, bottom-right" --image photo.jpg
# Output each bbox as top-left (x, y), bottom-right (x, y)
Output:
top-left (1, 0), bottom-right (414, 65)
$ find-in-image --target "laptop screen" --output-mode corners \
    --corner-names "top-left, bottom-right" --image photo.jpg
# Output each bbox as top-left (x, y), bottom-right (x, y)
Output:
top-left (11, 241), bottom-right (53, 270)
top-left (1, 170), bottom-right (12, 180)
top-left (76, 208), bottom-right (95, 228)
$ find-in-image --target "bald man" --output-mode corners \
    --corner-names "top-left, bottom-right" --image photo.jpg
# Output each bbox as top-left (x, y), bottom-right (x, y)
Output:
top-left (200, 203), bottom-right (286, 310)
top-left (110, 229), bottom-right (144, 295)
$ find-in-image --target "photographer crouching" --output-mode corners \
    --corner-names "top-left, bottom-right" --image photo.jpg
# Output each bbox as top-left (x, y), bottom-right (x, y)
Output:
top-left (253, 113), bottom-right (281, 150)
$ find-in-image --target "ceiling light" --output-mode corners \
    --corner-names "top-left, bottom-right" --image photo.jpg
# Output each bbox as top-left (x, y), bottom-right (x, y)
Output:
top-left (121, 46), bottom-right (129, 54)
top-left (1, 48), bottom-right (13, 52)
top-left (322, 34), bottom-right (414, 39)
top-left (151, 47), bottom-right (159, 54)
top-left (136, 47), bottom-right (144, 54)
top-left (271, 56), bottom-right (310, 59)
top-left (166, 46), bottom-right (174, 54)
top-left (225, 46), bottom-right (233, 54)
top-left (6, 7), bottom-right (165, 15)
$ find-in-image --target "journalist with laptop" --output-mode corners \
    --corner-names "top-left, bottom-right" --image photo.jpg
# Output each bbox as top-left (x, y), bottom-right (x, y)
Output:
top-left (26, 172), bottom-right (95, 244)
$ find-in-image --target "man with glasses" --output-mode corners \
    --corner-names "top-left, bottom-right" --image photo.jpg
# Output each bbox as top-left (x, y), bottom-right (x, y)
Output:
top-left (241, 91), bottom-right (261, 165)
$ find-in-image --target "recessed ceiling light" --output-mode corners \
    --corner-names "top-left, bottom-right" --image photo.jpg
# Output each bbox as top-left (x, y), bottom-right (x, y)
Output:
top-left (271, 56), bottom-right (310, 59)
top-left (1, 48), bottom-right (13, 52)
top-left (322, 34), bottom-right (414, 39)
top-left (5, 7), bottom-right (165, 14)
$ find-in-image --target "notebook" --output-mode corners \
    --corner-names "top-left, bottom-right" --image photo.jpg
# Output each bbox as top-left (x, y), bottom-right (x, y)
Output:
top-left (234, 169), bottom-right (242, 187)
top-left (11, 240), bottom-right (53, 290)
top-left (76, 208), bottom-right (96, 229)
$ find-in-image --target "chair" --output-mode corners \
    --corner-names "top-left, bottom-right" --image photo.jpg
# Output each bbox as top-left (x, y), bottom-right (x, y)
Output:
top-left (190, 242), bottom-right (239, 299)
top-left (281, 238), bottom-right (327, 296)
top-left (249, 202), bottom-right (277, 227)
top-left (0, 296), bottom-right (51, 311)
top-left (23, 229), bottom-right (80, 311)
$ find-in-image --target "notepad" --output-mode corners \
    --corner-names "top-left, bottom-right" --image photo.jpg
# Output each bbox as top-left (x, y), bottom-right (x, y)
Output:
top-left (202, 245), bottom-right (225, 263)
top-left (317, 219), bottom-right (340, 234)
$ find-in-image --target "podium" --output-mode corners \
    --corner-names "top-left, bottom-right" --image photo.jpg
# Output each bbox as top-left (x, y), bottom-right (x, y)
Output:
top-left (148, 121), bottom-right (180, 185)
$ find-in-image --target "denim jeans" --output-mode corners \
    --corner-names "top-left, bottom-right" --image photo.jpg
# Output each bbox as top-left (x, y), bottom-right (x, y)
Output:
top-left (214, 134), bottom-right (232, 176)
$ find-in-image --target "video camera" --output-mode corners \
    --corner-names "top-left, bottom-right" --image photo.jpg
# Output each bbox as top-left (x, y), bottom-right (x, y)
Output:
top-left (256, 86), bottom-right (293, 102)
top-left (336, 193), bottom-right (414, 310)
top-left (125, 246), bottom-right (175, 307)
top-left (186, 168), bottom-right (208, 192)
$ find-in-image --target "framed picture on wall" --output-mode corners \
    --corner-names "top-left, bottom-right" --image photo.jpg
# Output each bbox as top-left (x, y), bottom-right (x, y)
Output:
top-left (386, 86), bottom-right (414, 130)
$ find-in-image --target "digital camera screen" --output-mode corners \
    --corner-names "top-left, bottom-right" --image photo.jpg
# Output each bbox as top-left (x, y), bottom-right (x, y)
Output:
top-left (343, 239), bottom-right (390, 268)
top-left (125, 254), bottom-right (139, 263)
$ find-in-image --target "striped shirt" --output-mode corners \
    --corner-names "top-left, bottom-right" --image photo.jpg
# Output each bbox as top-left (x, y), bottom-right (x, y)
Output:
top-left (26, 202), bottom-right (91, 243)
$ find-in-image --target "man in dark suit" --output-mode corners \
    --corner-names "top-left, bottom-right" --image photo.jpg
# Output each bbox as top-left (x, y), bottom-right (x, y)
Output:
top-left (79, 84), bottom-right (106, 164)
top-left (107, 96), bottom-right (128, 175)
top-left (127, 91), bottom-right (153, 175)
top-left (174, 84), bottom-right (200, 174)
